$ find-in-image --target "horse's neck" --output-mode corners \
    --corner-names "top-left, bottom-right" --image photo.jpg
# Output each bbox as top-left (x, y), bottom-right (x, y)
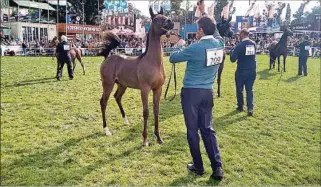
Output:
top-left (278, 34), bottom-right (288, 47)
top-left (145, 30), bottom-right (162, 63)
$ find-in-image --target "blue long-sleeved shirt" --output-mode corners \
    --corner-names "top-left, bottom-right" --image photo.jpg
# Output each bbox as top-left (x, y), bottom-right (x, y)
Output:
top-left (169, 32), bottom-right (224, 89)
top-left (230, 38), bottom-right (257, 70)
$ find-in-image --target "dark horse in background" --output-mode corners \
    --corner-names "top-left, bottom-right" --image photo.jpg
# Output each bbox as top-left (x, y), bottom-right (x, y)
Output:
top-left (216, 17), bottom-right (234, 97)
top-left (268, 28), bottom-right (294, 72)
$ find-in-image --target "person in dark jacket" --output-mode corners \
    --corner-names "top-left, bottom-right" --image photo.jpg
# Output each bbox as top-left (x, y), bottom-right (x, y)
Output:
top-left (22, 42), bottom-right (27, 56)
top-left (230, 29), bottom-right (257, 116)
top-left (56, 35), bottom-right (73, 81)
top-left (297, 35), bottom-right (311, 76)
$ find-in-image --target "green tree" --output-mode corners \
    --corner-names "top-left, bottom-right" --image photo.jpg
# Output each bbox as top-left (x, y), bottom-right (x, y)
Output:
top-left (229, 0), bottom-right (236, 16)
top-left (170, 0), bottom-right (184, 13)
top-left (275, 2), bottom-right (286, 25)
top-left (303, 5), bottom-right (320, 23)
top-left (291, 0), bottom-right (311, 25)
top-left (214, 0), bottom-right (228, 22)
top-left (285, 3), bottom-right (291, 26)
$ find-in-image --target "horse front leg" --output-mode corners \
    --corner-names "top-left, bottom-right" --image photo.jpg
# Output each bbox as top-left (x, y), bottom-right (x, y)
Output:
top-left (269, 57), bottom-right (273, 70)
top-left (277, 56), bottom-right (280, 72)
top-left (100, 83), bottom-right (115, 136)
top-left (153, 87), bottom-right (163, 144)
top-left (141, 86), bottom-right (151, 146)
top-left (283, 55), bottom-right (287, 72)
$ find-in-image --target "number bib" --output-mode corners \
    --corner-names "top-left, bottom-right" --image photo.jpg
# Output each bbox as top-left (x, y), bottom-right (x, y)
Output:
top-left (305, 45), bottom-right (310, 50)
top-left (245, 45), bottom-right (255, 56)
top-left (63, 45), bottom-right (70, 51)
top-left (206, 48), bottom-right (224, 67)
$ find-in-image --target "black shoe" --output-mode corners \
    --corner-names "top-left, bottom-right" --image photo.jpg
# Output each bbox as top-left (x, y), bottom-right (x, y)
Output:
top-left (236, 107), bottom-right (244, 112)
top-left (248, 110), bottom-right (253, 116)
top-left (57, 77), bottom-right (61, 81)
top-left (187, 164), bottom-right (205, 175)
top-left (298, 74), bottom-right (302, 76)
top-left (211, 167), bottom-right (223, 181)
top-left (69, 77), bottom-right (74, 80)
top-left (304, 74), bottom-right (308, 76)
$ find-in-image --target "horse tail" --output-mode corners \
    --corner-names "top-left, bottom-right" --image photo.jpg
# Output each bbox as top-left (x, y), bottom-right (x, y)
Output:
top-left (100, 31), bottom-right (121, 59)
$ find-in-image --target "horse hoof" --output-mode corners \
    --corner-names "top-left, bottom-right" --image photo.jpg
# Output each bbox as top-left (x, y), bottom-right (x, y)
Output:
top-left (123, 116), bottom-right (130, 125)
top-left (104, 127), bottom-right (112, 136)
top-left (142, 141), bottom-right (149, 147)
top-left (157, 139), bottom-right (164, 144)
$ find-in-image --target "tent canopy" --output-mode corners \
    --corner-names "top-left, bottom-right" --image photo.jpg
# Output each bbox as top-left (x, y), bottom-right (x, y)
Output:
top-left (12, 0), bottom-right (55, 11)
top-left (46, 0), bottom-right (72, 7)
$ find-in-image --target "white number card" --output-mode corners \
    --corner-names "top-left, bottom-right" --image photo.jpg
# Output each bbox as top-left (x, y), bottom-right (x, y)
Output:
top-left (63, 45), bottom-right (70, 51)
top-left (206, 48), bottom-right (224, 67)
top-left (305, 45), bottom-right (310, 50)
top-left (245, 45), bottom-right (255, 56)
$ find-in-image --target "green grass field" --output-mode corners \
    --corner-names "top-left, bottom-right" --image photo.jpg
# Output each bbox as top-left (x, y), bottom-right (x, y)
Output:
top-left (1, 55), bottom-right (320, 186)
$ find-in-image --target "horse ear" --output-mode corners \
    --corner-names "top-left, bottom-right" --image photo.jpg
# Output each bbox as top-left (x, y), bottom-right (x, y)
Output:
top-left (149, 6), bottom-right (155, 19)
top-left (159, 6), bottom-right (164, 15)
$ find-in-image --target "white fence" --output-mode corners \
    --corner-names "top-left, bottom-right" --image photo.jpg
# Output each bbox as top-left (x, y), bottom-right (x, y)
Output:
top-left (1, 45), bottom-right (320, 57)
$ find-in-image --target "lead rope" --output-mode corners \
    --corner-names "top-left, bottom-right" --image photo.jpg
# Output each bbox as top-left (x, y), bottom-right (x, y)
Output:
top-left (164, 63), bottom-right (177, 102)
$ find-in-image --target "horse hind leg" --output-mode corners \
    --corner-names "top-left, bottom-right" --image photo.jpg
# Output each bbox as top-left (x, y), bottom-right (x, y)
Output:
top-left (114, 84), bottom-right (129, 125)
top-left (76, 53), bottom-right (85, 75)
top-left (100, 83), bottom-right (115, 136)
top-left (72, 59), bottom-right (76, 72)
top-left (141, 86), bottom-right (151, 146)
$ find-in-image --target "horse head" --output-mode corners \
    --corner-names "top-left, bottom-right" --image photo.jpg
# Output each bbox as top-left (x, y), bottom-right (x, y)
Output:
top-left (149, 6), bottom-right (174, 36)
top-left (284, 28), bottom-right (294, 37)
top-left (217, 16), bottom-right (234, 38)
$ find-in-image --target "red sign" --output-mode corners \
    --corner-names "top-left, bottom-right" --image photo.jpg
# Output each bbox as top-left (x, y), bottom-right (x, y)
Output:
top-left (57, 23), bottom-right (101, 34)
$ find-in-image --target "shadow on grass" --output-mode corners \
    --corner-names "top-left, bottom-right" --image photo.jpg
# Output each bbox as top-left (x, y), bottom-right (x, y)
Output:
top-left (283, 75), bottom-right (302, 83)
top-left (5, 77), bottom-right (62, 88)
top-left (214, 110), bottom-right (248, 131)
top-left (257, 69), bottom-right (278, 80)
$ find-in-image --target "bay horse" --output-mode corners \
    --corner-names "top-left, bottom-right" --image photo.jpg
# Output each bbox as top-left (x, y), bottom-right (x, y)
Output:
top-left (268, 28), bottom-right (293, 72)
top-left (49, 36), bottom-right (86, 75)
top-left (216, 16), bottom-right (234, 97)
top-left (99, 7), bottom-right (174, 146)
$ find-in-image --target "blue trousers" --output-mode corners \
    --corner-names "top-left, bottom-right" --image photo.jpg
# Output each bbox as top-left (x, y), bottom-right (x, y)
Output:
top-left (181, 88), bottom-right (222, 171)
top-left (235, 69), bottom-right (256, 111)
top-left (298, 56), bottom-right (308, 75)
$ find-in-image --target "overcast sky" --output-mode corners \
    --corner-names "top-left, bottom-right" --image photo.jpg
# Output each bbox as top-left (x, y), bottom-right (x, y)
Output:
top-left (129, 0), bottom-right (320, 21)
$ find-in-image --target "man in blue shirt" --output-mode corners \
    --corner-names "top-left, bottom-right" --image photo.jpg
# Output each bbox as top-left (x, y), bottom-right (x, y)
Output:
top-left (296, 35), bottom-right (311, 76)
top-left (230, 29), bottom-right (256, 116)
top-left (169, 16), bottom-right (224, 181)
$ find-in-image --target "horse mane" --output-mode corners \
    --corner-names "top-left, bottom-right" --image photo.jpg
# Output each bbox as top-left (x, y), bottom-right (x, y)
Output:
top-left (138, 32), bottom-right (150, 59)
top-left (100, 31), bottom-right (121, 59)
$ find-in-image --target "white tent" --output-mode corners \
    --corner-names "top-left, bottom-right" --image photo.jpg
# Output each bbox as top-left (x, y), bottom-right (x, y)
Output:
top-left (46, 0), bottom-right (72, 6)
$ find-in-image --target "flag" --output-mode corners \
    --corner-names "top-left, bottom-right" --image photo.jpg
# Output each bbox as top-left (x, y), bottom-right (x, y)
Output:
top-left (221, 3), bottom-right (229, 19)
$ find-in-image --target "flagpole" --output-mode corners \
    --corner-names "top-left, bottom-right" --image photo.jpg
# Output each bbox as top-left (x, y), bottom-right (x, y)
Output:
top-left (65, 0), bottom-right (68, 36)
